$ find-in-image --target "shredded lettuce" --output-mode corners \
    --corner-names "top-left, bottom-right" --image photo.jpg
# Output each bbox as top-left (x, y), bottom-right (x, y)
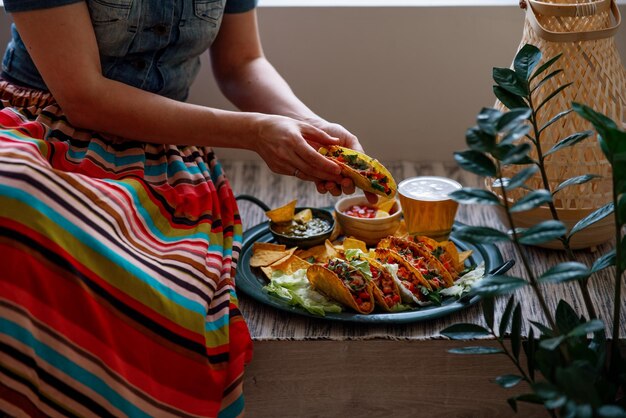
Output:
top-left (440, 263), bottom-right (486, 298)
top-left (264, 268), bottom-right (342, 316)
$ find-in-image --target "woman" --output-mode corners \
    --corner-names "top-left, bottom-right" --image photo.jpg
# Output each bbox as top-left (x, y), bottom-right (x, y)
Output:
top-left (0, 1), bottom-right (370, 416)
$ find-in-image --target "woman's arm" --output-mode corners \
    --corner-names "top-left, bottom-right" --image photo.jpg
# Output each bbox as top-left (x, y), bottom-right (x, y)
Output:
top-left (10, 2), bottom-right (345, 184)
top-left (211, 10), bottom-right (373, 198)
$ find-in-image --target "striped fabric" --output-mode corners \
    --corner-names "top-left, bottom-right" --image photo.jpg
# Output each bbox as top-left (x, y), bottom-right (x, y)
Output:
top-left (0, 80), bottom-right (253, 417)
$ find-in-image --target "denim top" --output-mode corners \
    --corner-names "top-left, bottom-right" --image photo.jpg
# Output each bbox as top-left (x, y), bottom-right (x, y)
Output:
top-left (2, 0), bottom-right (257, 101)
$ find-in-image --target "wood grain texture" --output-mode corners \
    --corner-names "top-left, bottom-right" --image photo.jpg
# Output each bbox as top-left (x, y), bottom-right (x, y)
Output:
top-left (223, 160), bottom-right (625, 341)
top-left (243, 340), bottom-right (547, 418)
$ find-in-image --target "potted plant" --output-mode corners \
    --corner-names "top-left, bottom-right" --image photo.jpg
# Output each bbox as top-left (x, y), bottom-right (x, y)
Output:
top-left (441, 44), bottom-right (626, 417)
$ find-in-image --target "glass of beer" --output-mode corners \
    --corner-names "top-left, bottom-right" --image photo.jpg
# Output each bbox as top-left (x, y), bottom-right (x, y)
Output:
top-left (397, 176), bottom-right (462, 241)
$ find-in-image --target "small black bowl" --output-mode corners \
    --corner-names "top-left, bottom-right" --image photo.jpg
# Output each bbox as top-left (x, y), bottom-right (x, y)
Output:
top-left (269, 207), bottom-right (335, 248)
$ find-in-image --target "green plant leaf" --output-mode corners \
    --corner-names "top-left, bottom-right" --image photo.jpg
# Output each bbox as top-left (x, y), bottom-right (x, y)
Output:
top-left (556, 300), bottom-right (583, 334)
top-left (536, 83), bottom-right (572, 112)
top-left (591, 250), bottom-right (615, 273)
top-left (496, 374), bottom-right (523, 389)
top-left (569, 202), bottom-right (614, 238)
top-left (499, 295), bottom-right (516, 338)
top-left (482, 296), bottom-right (495, 330)
top-left (505, 166), bottom-right (539, 191)
top-left (477, 107), bottom-right (503, 136)
top-left (524, 327), bottom-right (535, 380)
top-left (514, 44), bottom-right (542, 81)
top-left (453, 150), bottom-right (497, 177)
top-left (496, 108), bottom-right (532, 133)
top-left (530, 52), bottom-right (562, 81)
top-left (597, 405), bottom-right (626, 418)
top-left (567, 319), bottom-right (605, 337)
top-left (499, 143), bottom-right (532, 165)
top-left (515, 393), bottom-right (545, 405)
top-left (539, 109), bottom-right (573, 134)
top-left (506, 397), bottom-right (518, 412)
top-left (518, 220), bottom-right (566, 245)
top-left (466, 126), bottom-right (496, 152)
top-left (530, 320), bottom-right (555, 337)
top-left (440, 323), bottom-right (491, 340)
top-left (511, 304), bottom-right (522, 360)
top-left (449, 188), bottom-right (501, 206)
top-left (619, 194), bottom-right (626, 226)
top-left (615, 152), bottom-right (626, 195)
top-left (472, 275), bottom-right (527, 297)
top-left (452, 225), bottom-right (510, 244)
top-left (544, 131), bottom-right (593, 156)
top-left (500, 124), bottom-right (531, 146)
top-left (493, 67), bottom-right (529, 97)
top-left (537, 262), bottom-right (591, 284)
top-left (448, 346), bottom-right (504, 355)
top-left (494, 85), bottom-right (529, 110)
top-left (531, 69), bottom-right (563, 94)
top-left (553, 174), bottom-right (600, 195)
top-left (544, 396), bottom-right (568, 409)
top-left (573, 102), bottom-right (619, 148)
top-left (539, 335), bottom-right (565, 350)
top-left (510, 190), bottom-right (552, 213)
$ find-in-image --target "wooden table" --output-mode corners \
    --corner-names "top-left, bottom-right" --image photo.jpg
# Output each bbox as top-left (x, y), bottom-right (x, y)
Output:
top-left (222, 160), bottom-right (623, 418)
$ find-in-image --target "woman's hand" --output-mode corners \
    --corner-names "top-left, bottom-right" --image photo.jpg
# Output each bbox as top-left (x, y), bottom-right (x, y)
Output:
top-left (254, 114), bottom-right (345, 184)
top-left (304, 118), bottom-right (378, 204)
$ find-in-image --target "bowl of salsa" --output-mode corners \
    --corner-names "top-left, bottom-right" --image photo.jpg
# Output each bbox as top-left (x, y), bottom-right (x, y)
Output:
top-left (334, 195), bottom-right (402, 245)
top-left (269, 207), bottom-right (335, 248)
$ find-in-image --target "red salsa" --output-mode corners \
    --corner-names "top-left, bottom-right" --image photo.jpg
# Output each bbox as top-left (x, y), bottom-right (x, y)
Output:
top-left (344, 204), bottom-right (377, 219)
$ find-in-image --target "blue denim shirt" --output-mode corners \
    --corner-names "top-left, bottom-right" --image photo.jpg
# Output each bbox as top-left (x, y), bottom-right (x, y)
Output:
top-left (2, 0), bottom-right (257, 101)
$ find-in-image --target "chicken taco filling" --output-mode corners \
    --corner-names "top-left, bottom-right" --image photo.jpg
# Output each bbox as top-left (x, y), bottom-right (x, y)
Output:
top-left (370, 264), bottom-right (401, 308)
top-left (325, 258), bottom-right (372, 311)
top-left (379, 255), bottom-right (429, 302)
top-left (327, 148), bottom-right (393, 196)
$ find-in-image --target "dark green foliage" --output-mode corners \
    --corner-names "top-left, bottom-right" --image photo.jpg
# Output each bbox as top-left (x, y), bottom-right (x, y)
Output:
top-left (442, 44), bottom-right (625, 417)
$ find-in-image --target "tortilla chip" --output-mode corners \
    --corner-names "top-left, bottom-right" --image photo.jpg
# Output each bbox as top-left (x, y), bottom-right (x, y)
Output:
top-left (260, 254), bottom-right (311, 280)
top-left (296, 244), bottom-right (328, 264)
top-left (294, 208), bottom-right (313, 223)
top-left (393, 220), bottom-right (409, 239)
top-left (377, 198), bottom-right (397, 214)
top-left (343, 237), bottom-right (367, 253)
top-left (307, 264), bottom-right (375, 314)
top-left (458, 250), bottom-right (473, 266)
top-left (324, 240), bottom-right (341, 260)
top-left (319, 145), bottom-right (397, 198)
top-left (250, 247), bottom-right (296, 268)
top-left (265, 200), bottom-right (297, 223)
top-left (253, 242), bottom-right (286, 253)
top-left (443, 241), bottom-right (464, 272)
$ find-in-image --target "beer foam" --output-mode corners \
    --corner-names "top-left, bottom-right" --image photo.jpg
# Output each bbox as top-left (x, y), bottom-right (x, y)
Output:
top-left (398, 176), bottom-right (461, 201)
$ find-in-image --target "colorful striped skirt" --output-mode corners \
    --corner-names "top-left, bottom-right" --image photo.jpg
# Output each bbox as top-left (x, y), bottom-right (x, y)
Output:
top-left (0, 80), bottom-right (253, 417)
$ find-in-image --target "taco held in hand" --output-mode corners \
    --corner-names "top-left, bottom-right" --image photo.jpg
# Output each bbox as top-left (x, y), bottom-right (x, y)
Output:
top-left (319, 145), bottom-right (397, 197)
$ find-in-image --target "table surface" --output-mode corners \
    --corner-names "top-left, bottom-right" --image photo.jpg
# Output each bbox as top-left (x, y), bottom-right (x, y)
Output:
top-left (223, 159), bottom-right (624, 341)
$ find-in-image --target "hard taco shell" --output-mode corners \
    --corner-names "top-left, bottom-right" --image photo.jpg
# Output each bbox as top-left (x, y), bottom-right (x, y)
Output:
top-left (319, 145), bottom-right (397, 198)
top-left (367, 258), bottom-right (402, 312)
top-left (378, 236), bottom-right (454, 287)
top-left (307, 264), bottom-right (375, 314)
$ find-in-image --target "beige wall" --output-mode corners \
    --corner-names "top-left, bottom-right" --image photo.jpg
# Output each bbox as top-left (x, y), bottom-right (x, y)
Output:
top-left (1, 5), bottom-right (625, 162)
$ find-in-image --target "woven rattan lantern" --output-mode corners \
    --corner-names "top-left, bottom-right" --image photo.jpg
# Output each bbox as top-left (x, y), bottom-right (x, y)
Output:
top-left (492, 0), bottom-right (625, 249)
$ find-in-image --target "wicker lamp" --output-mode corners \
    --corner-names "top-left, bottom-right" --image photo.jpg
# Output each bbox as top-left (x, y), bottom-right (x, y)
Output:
top-left (492, 0), bottom-right (626, 250)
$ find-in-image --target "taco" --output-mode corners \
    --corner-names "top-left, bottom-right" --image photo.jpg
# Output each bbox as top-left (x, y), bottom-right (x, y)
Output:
top-left (367, 258), bottom-right (403, 311)
top-left (378, 236), bottom-right (454, 288)
top-left (307, 259), bottom-right (375, 314)
top-left (412, 236), bottom-right (468, 277)
top-left (374, 248), bottom-right (432, 303)
top-left (319, 145), bottom-right (397, 197)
